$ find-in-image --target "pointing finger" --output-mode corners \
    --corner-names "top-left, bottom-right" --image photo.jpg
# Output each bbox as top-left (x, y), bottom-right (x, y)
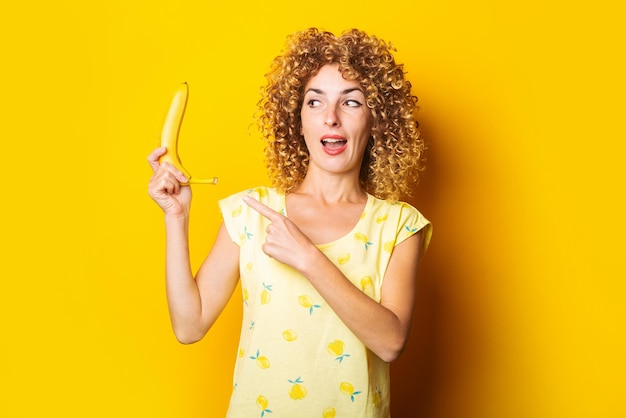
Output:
top-left (242, 195), bottom-right (282, 221)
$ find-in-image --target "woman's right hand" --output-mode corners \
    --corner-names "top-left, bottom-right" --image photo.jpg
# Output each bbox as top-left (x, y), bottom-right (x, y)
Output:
top-left (147, 147), bottom-right (192, 217)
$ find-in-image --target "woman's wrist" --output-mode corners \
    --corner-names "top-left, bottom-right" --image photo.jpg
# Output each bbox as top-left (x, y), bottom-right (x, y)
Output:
top-left (298, 244), bottom-right (328, 279)
top-left (164, 212), bottom-right (189, 228)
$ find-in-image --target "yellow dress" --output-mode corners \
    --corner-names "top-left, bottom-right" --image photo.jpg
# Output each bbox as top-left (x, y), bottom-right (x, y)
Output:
top-left (219, 187), bottom-right (431, 418)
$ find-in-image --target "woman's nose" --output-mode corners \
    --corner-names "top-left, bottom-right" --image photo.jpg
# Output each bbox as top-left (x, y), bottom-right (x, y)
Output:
top-left (324, 105), bottom-right (340, 127)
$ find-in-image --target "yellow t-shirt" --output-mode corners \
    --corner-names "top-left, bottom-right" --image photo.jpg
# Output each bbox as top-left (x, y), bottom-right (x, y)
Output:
top-left (219, 187), bottom-right (431, 418)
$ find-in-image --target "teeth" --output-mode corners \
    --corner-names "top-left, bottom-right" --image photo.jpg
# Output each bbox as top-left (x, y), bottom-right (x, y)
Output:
top-left (322, 138), bottom-right (345, 143)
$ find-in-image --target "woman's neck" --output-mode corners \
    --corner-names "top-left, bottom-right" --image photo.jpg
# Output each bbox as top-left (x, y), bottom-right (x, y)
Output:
top-left (291, 171), bottom-right (366, 204)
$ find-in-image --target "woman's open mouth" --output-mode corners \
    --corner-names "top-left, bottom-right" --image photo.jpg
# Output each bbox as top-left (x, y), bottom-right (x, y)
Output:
top-left (321, 135), bottom-right (348, 155)
top-left (322, 138), bottom-right (347, 148)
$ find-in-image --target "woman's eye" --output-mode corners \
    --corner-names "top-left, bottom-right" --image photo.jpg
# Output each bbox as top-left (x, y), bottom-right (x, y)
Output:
top-left (307, 99), bottom-right (321, 107)
top-left (345, 99), bottom-right (362, 107)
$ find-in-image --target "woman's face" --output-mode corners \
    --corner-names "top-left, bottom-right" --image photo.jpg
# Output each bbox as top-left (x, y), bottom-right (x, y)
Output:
top-left (300, 63), bottom-right (373, 179)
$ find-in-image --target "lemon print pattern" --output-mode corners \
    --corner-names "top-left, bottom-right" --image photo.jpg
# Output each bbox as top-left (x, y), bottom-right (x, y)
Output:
top-left (288, 376), bottom-right (307, 400)
top-left (340, 382), bottom-right (362, 402)
top-left (250, 349), bottom-right (270, 369)
top-left (252, 187), bottom-right (269, 198)
top-left (327, 339), bottom-right (351, 363)
top-left (298, 295), bottom-right (321, 315)
top-left (282, 329), bottom-right (297, 342)
top-left (217, 188), bottom-right (430, 416)
top-left (404, 224), bottom-right (418, 234)
top-left (372, 386), bottom-right (382, 408)
top-left (231, 205), bottom-right (242, 217)
top-left (256, 395), bottom-right (272, 417)
top-left (360, 276), bottom-right (373, 292)
top-left (261, 282), bottom-right (273, 305)
top-left (322, 407), bottom-right (336, 418)
top-left (354, 232), bottom-right (374, 250)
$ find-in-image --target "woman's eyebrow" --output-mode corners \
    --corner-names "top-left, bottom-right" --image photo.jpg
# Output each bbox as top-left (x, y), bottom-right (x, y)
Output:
top-left (304, 88), bottom-right (325, 95)
top-left (304, 87), bottom-right (365, 95)
top-left (342, 87), bottom-right (364, 95)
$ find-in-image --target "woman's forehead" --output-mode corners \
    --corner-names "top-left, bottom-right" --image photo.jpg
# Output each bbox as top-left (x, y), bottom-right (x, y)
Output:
top-left (304, 64), bottom-right (363, 93)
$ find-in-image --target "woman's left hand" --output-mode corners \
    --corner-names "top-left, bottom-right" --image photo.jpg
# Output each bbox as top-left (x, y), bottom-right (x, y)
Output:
top-left (243, 195), bottom-right (317, 271)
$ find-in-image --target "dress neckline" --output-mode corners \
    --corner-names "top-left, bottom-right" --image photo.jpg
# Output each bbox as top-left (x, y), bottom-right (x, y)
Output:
top-left (280, 191), bottom-right (374, 248)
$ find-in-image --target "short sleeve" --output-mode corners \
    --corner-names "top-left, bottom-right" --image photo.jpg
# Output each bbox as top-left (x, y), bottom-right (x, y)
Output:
top-left (218, 187), bottom-right (283, 247)
top-left (218, 191), bottom-right (247, 247)
top-left (395, 202), bottom-right (432, 252)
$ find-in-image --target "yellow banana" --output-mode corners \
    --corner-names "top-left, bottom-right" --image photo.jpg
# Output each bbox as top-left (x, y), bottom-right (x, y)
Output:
top-left (159, 82), bottom-right (218, 185)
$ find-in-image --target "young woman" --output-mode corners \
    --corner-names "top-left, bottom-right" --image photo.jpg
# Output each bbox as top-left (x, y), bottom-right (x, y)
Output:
top-left (148, 28), bottom-right (432, 417)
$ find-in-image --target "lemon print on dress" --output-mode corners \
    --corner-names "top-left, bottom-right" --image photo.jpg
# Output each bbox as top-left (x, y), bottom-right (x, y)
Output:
top-left (256, 395), bottom-right (272, 417)
top-left (383, 240), bottom-right (395, 253)
top-left (261, 282), bottom-right (273, 305)
top-left (241, 226), bottom-right (253, 242)
top-left (338, 253), bottom-right (350, 265)
top-left (372, 385), bottom-right (382, 408)
top-left (252, 187), bottom-right (269, 198)
top-left (288, 376), bottom-right (307, 400)
top-left (376, 214), bottom-right (388, 224)
top-left (231, 205), bottom-right (242, 217)
top-left (298, 295), bottom-right (321, 315)
top-left (340, 382), bottom-right (362, 402)
top-left (360, 276), bottom-right (373, 292)
top-left (245, 262), bottom-right (254, 274)
top-left (242, 287), bottom-right (249, 306)
top-left (322, 407), bottom-right (336, 418)
top-left (327, 339), bottom-right (351, 363)
top-left (250, 349), bottom-right (270, 369)
top-left (404, 224), bottom-right (418, 234)
top-left (282, 329), bottom-right (297, 342)
top-left (354, 232), bottom-right (374, 249)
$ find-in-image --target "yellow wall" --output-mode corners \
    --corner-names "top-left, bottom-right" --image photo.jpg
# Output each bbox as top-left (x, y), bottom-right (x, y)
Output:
top-left (1, 1), bottom-right (624, 417)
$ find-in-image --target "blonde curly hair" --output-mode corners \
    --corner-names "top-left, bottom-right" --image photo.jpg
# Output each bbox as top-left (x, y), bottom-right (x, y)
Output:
top-left (257, 28), bottom-right (425, 201)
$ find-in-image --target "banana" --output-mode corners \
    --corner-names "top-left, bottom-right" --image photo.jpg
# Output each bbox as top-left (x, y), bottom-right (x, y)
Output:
top-left (159, 82), bottom-right (218, 185)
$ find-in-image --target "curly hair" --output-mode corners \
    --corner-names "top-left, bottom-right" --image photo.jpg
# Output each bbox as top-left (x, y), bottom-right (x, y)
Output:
top-left (257, 28), bottom-right (425, 201)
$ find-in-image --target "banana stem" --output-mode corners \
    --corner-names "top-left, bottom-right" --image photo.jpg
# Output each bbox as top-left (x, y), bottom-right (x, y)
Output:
top-left (187, 177), bottom-right (219, 185)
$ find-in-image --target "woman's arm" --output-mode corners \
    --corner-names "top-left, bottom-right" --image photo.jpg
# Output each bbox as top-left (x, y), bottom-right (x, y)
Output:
top-left (163, 219), bottom-right (240, 344)
top-left (299, 232), bottom-right (423, 362)
top-left (148, 147), bottom-right (240, 344)
top-left (242, 195), bottom-right (425, 362)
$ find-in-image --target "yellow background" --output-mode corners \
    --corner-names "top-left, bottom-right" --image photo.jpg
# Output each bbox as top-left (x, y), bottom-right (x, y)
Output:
top-left (1, 0), bottom-right (624, 417)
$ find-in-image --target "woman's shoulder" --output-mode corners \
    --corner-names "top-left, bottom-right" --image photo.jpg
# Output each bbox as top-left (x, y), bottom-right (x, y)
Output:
top-left (368, 194), bottom-right (422, 217)
top-left (367, 194), bottom-right (432, 245)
